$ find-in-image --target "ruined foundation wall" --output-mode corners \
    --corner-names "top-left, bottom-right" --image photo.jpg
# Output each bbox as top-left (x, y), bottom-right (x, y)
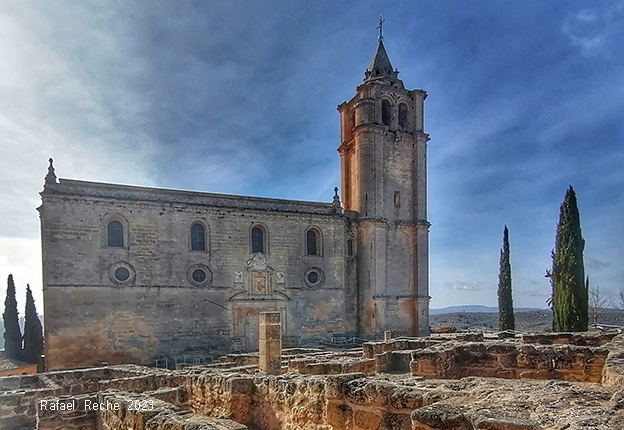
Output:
top-left (3, 334), bottom-right (624, 430)
top-left (410, 342), bottom-right (608, 382)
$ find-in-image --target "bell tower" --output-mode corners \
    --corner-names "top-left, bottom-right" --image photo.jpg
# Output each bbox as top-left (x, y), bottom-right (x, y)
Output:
top-left (337, 24), bottom-right (430, 337)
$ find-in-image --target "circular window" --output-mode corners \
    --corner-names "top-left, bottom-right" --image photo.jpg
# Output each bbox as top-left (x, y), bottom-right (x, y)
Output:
top-left (187, 265), bottom-right (212, 286)
top-left (108, 262), bottom-right (135, 285)
top-left (114, 267), bottom-right (130, 282)
top-left (307, 271), bottom-right (319, 284)
top-left (192, 269), bottom-right (206, 283)
top-left (304, 267), bottom-right (324, 288)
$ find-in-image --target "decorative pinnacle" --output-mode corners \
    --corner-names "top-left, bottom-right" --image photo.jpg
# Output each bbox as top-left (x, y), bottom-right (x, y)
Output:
top-left (45, 158), bottom-right (57, 186)
top-left (377, 14), bottom-right (385, 42)
top-left (332, 187), bottom-right (342, 212)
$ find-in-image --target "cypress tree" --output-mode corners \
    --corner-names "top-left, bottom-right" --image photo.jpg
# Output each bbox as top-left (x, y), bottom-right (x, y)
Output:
top-left (3, 274), bottom-right (22, 359)
top-left (497, 225), bottom-right (515, 331)
top-left (23, 285), bottom-right (44, 364)
top-left (550, 186), bottom-right (588, 332)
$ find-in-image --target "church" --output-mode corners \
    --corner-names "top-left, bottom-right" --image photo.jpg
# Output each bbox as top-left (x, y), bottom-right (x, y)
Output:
top-left (38, 35), bottom-right (431, 370)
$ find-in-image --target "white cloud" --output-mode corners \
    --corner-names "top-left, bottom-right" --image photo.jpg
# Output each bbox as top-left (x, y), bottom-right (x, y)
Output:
top-left (575, 9), bottom-right (598, 22)
top-left (587, 258), bottom-right (612, 271)
top-left (0, 5), bottom-right (158, 242)
top-left (562, 4), bottom-right (624, 55)
top-left (0, 238), bottom-right (42, 315)
top-left (0, 3), bottom-right (161, 324)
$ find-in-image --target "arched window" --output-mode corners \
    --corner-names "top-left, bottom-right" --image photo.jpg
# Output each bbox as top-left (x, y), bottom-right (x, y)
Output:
top-left (306, 229), bottom-right (319, 256)
top-left (382, 99), bottom-right (391, 126)
top-left (347, 239), bottom-right (354, 257)
top-left (107, 221), bottom-right (124, 248)
top-left (191, 223), bottom-right (205, 251)
top-left (398, 103), bottom-right (408, 130)
top-left (251, 226), bottom-right (264, 253)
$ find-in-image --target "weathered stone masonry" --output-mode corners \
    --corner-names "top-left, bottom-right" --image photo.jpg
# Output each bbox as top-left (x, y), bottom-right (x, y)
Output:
top-left (2, 332), bottom-right (624, 430)
top-left (40, 180), bottom-right (357, 369)
top-left (39, 39), bottom-right (431, 370)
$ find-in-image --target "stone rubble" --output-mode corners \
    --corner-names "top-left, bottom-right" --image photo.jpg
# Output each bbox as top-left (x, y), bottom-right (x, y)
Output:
top-left (1, 332), bottom-right (623, 429)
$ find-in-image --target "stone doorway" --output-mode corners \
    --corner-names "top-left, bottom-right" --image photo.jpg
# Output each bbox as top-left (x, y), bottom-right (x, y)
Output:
top-left (244, 312), bottom-right (259, 351)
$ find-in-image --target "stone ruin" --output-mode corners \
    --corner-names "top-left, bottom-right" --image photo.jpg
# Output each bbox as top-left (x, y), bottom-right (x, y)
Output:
top-left (2, 326), bottom-right (624, 429)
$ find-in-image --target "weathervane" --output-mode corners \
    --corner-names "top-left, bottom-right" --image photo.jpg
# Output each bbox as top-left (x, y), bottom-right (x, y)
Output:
top-left (377, 14), bottom-right (385, 42)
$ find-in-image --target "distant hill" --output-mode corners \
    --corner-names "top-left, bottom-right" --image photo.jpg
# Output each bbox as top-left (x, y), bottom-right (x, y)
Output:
top-left (430, 305), bottom-right (545, 315)
top-left (431, 308), bottom-right (624, 332)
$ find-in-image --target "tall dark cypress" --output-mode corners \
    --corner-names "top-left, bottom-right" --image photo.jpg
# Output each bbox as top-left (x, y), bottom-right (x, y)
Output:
top-left (23, 285), bottom-right (44, 364)
top-left (3, 275), bottom-right (22, 359)
top-left (497, 225), bottom-right (515, 331)
top-left (550, 186), bottom-right (588, 332)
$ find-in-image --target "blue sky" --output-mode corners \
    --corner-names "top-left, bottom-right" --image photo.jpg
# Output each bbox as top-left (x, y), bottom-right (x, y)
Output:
top-left (1, 0), bottom-right (622, 312)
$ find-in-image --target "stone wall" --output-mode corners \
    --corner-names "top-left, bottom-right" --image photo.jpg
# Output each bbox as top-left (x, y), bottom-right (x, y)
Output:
top-left (410, 342), bottom-right (608, 382)
top-left (41, 180), bottom-right (357, 369)
top-left (178, 367), bottom-right (624, 430)
top-left (0, 372), bottom-right (71, 429)
top-left (36, 393), bottom-right (98, 430)
top-left (0, 365), bottom-right (162, 429)
top-left (4, 333), bottom-right (624, 430)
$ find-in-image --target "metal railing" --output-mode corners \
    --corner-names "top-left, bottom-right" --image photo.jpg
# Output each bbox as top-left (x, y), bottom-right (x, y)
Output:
top-left (302, 334), bottom-right (370, 348)
top-left (154, 355), bottom-right (214, 369)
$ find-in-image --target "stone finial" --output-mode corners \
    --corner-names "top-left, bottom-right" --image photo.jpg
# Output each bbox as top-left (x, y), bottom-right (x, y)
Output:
top-left (45, 158), bottom-right (57, 186)
top-left (332, 187), bottom-right (342, 213)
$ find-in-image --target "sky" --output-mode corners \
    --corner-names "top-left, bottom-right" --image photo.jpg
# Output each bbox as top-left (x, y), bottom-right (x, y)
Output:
top-left (0, 0), bottom-right (623, 312)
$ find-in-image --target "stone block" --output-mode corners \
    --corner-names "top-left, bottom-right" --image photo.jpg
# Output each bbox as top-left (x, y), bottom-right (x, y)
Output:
top-left (2, 414), bottom-right (35, 430)
top-left (391, 351), bottom-right (412, 373)
top-left (227, 377), bottom-right (255, 395)
top-left (458, 333), bottom-right (484, 342)
top-left (306, 363), bottom-right (325, 375)
top-left (362, 343), bottom-right (374, 359)
top-left (389, 387), bottom-right (425, 410)
top-left (353, 409), bottom-right (382, 429)
top-left (324, 373), bottom-right (366, 400)
top-left (474, 416), bottom-right (539, 430)
top-left (375, 352), bottom-right (392, 374)
top-left (411, 404), bottom-right (472, 430)
top-left (383, 412), bottom-right (411, 429)
top-left (326, 402), bottom-right (353, 429)
top-left (517, 370), bottom-right (552, 380)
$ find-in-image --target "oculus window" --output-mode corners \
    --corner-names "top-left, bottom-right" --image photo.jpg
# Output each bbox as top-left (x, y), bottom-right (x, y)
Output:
top-left (192, 269), bottom-right (206, 283)
top-left (304, 267), bottom-right (325, 288)
top-left (114, 267), bottom-right (130, 282)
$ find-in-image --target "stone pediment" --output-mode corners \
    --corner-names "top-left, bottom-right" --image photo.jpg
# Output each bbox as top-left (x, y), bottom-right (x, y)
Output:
top-left (229, 256), bottom-right (290, 302)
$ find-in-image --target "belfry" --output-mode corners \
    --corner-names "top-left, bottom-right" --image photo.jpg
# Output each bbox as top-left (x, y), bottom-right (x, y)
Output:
top-left (338, 23), bottom-right (431, 336)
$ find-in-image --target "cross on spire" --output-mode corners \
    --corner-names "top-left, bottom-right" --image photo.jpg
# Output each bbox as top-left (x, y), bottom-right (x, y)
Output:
top-left (364, 15), bottom-right (399, 82)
